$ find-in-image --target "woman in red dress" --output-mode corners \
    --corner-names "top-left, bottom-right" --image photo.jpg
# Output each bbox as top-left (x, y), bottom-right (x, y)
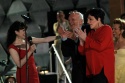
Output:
top-left (6, 21), bottom-right (58, 83)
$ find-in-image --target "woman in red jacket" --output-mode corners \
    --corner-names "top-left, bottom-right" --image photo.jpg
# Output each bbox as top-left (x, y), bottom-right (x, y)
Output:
top-left (74, 8), bottom-right (115, 83)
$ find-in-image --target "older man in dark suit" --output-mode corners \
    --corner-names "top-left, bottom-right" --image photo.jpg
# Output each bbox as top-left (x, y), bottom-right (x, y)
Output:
top-left (58, 11), bottom-right (91, 83)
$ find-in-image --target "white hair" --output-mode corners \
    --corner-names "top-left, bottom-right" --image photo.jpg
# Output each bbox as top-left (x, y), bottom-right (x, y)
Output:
top-left (69, 11), bottom-right (84, 20)
top-left (78, 12), bottom-right (84, 20)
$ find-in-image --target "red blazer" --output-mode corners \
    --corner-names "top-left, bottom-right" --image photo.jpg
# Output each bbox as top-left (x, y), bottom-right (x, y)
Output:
top-left (78, 25), bottom-right (114, 83)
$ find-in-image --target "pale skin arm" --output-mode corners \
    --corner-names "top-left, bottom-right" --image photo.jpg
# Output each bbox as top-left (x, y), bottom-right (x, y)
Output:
top-left (9, 36), bottom-right (56, 68)
top-left (9, 44), bottom-right (36, 68)
top-left (32, 36), bottom-right (56, 44)
top-left (79, 38), bottom-right (84, 46)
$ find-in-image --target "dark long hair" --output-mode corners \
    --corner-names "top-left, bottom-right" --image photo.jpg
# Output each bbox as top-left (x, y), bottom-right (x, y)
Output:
top-left (86, 8), bottom-right (105, 23)
top-left (6, 21), bottom-right (27, 47)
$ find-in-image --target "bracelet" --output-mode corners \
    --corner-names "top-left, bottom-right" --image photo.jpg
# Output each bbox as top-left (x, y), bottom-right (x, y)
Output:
top-left (56, 36), bottom-right (61, 39)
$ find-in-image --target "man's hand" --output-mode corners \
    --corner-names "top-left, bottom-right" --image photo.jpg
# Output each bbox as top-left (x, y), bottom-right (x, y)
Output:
top-left (57, 26), bottom-right (65, 35)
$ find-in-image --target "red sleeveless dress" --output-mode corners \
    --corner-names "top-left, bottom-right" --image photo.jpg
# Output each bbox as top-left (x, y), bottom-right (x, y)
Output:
top-left (9, 44), bottom-right (40, 83)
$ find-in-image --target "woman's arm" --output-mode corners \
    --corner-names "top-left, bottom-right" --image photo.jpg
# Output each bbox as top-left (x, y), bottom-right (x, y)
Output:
top-left (9, 44), bottom-right (36, 68)
top-left (32, 36), bottom-right (57, 44)
top-left (78, 43), bottom-right (85, 56)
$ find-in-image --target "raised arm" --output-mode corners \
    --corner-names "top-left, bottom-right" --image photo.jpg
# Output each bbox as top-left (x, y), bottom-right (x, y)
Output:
top-left (32, 36), bottom-right (57, 44)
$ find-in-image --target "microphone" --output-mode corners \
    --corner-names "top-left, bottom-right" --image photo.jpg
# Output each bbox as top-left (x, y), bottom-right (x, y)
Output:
top-left (28, 36), bottom-right (33, 45)
top-left (21, 14), bottom-right (32, 22)
top-left (28, 36), bottom-right (36, 53)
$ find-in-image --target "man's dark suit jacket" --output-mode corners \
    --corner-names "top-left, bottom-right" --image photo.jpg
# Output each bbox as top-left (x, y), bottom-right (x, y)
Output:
top-left (61, 24), bottom-right (90, 83)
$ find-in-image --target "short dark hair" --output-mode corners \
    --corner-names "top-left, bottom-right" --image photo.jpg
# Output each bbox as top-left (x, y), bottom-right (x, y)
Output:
top-left (86, 8), bottom-right (105, 23)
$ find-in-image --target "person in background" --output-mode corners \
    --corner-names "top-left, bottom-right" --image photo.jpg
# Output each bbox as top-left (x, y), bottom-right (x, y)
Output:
top-left (112, 18), bottom-right (125, 83)
top-left (4, 76), bottom-right (16, 83)
top-left (6, 21), bottom-right (63, 83)
top-left (53, 10), bottom-right (71, 81)
top-left (53, 11), bottom-right (69, 80)
top-left (74, 8), bottom-right (114, 83)
top-left (58, 10), bottom-right (88, 83)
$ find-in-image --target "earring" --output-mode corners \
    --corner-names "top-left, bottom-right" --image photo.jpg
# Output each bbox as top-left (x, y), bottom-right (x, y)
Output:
top-left (98, 23), bottom-right (100, 28)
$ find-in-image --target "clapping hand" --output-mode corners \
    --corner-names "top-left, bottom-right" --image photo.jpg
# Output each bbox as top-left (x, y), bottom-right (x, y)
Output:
top-left (74, 28), bottom-right (87, 41)
top-left (57, 26), bottom-right (73, 39)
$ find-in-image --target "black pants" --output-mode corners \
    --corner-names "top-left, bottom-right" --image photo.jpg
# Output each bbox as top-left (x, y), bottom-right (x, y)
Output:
top-left (72, 60), bottom-right (86, 83)
top-left (86, 68), bottom-right (108, 83)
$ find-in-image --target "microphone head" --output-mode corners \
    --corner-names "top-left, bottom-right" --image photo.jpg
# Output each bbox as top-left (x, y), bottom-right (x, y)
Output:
top-left (28, 36), bottom-right (32, 41)
top-left (21, 14), bottom-right (32, 22)
top-left (28, 36), bottom-right (32, 45)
